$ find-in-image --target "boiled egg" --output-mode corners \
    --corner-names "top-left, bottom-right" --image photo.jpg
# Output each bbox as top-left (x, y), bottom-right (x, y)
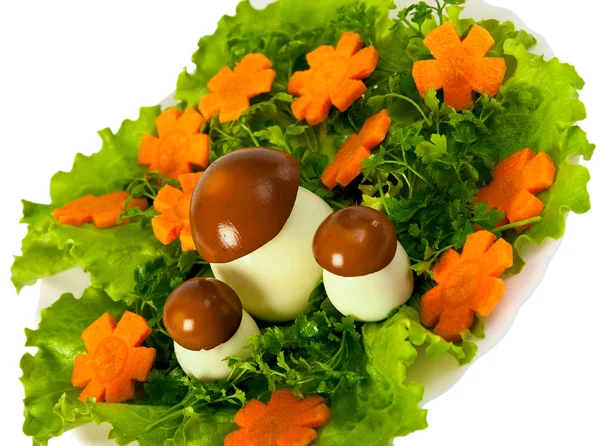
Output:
top-left (163, 277), bottom-right (259, 381)
top-left (313, 206), bottom-right (413, 322)
top-left (190, 148), bottom-right (332, 322)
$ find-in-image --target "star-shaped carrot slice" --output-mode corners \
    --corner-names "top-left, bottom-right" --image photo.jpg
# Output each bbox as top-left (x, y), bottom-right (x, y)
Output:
top-left (224, 389), bottom-right (331, 446)
top-left (412, 22), bottom-right (506, 111)
top-left (321, 109), bottom-right (391, 189)
top-left (199, 53), bottom-right (276, 123)
top-left (288, 32), bottom-right (379, 125)
top-left (71, 311), bottom-right (156, 403)
top-left (476, 148), bottom-right (556, 232)
top-left (52, 191), bottom-right (148, 229)
top-left (151, 172), bottom-right (203, 251)
top-left (138, 107), bottom-right (210, 178)
top-left (420, 231), bottom-right (513, 342)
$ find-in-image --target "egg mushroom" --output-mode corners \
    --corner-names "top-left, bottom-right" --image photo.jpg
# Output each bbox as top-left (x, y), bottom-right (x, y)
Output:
top-left (312, 206), bottom-right (414, 322)
top-left (190, 148), bottom-right (332, 322)
top-left (163, 277), bottom-right (260, 381)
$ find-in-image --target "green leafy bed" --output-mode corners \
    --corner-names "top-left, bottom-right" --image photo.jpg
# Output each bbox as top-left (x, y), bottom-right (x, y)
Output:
top-left (13, 0), bottom-right (594, 445)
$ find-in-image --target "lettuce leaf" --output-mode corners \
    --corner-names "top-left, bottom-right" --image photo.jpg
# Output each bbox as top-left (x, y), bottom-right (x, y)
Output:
top-left (21, 288), bottom-right (126, 445)
top-left (51, 105), bottom-right (161, 207)
top-left (316, 307), bottom-right (475, 444)
top-left (486, 40), bottom-right (595, 270)
top-left (11, 202), bottom-right (76, 292)
top-left (12, 106), bottom-right (174, 300)
top-left (317, 309), bottom-right (427, 444)
top-left (50, 219), bottom-right (176, 303)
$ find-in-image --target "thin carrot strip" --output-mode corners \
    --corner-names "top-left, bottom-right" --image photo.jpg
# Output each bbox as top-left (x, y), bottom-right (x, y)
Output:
top-left (321, 109), bottom-right (391, 189)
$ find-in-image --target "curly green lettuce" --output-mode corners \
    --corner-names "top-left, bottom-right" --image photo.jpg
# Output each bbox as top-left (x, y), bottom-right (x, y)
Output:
top-left (487, 40), bottom-right (595, 270)
top-left (11, 106), bottom-right (176, 302)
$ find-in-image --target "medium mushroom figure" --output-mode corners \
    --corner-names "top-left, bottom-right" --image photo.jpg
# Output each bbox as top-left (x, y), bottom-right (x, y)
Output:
top-left (313, 206), bottom-right (414, 322)
top-left (163, 277), bottom-right (260, 381)
top-left (190, 148), bottom-right (333, 322)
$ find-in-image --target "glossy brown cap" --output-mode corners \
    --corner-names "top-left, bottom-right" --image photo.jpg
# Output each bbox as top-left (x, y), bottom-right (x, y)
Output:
top-left (162, 278), bottom-right (243, 351)
top-left (190, 148), bottom-right (301, 263)
top-left (313, 206), bottom-right (398, 277)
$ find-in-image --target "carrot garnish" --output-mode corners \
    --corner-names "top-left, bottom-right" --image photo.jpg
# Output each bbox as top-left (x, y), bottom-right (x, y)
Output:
top-left (52, 191), bottom-right (148, 229)
top-left (288, 32), bottom-right (379, 125)
top-left (321, 109), bottom-right (391, 189)
top-left (476, 148), bottom-right (555, 232)
top-left (152, 172), bottom-right (203, 251)
top-left (199, 53), bottom-right (276, 123)
top-left (138, 107), bottom-right (210, 178)
top-left (71, 311), bottom-right (156, 403)
top-left (224, 389), bottom-right (331, 446)
top-left (420, 231), bottom-right (513, 342)
top-left (412, 22), bottom-right (506, 111)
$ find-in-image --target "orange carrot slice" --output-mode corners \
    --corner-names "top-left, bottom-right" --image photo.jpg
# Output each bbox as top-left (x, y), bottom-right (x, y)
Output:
top-left (199, 54), bottom-right (276, 123)
top-left (288, 32), bottom-right (379, 125)
top-left (224, 389), bottom-right (331, 446)
top-left (476, 148), bottom-right (555, 232)
top-left (71, 311), bottom-right (156, 403)
top-left (412, 22), bottom-right (506, 111)
top-left (420, 230), bottom-right (513, 341)
top-left (139, 107), bottom-right (210, 178)
top-left (321, 109), bottom-right (391, 189)
top-left (151, 172), bottom-right (202, 251)
top-left (52, 191), bottom-right (148, 229)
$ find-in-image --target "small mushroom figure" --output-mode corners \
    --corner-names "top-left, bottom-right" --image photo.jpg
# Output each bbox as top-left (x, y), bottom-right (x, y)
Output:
top-left (190, 148), bottom-right (332, 322)
top-left (163, 278), bottom-right (260, 381)
top-left (313, 206), bottom-right (414, 322)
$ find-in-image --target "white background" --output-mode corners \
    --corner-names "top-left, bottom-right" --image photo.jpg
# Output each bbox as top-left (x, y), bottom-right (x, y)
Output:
top-left (1, 0), bottom-right (598, 445)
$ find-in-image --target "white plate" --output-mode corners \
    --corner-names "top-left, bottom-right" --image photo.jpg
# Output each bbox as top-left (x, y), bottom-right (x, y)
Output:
top-left (35, 0), bottom-right (559, 444)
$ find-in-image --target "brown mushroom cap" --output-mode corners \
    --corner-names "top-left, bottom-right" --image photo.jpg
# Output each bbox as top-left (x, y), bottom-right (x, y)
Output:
top-left (190, 148), bottom-right (301, 263)
top-left (313, 206), bottom-right (398, 277)
top-left (162, 278), bottom-right (243, 351)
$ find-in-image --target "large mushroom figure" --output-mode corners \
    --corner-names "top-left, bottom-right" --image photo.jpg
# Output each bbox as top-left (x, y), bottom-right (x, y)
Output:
top-left (312, 206), bottom-right (414, 322)
top-left (163, 277), bottom-right (260, 381)
top-left (190, 148), bottom-right (333, 322)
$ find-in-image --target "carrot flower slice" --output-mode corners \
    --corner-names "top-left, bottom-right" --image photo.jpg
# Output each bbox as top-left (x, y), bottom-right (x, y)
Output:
top-left (224, 389), bottom-right (331, 446)
top-left (152, 172), bottom-right (203, 251)
top-left (412, 22), bottom-right (506, 111)
top-left (139, 107), bottom-right (210, 178)
top-left (71, 311), bottom-right (156, 403)
top-left (288, 32), bottom-right (379, 125)
top-left (321, 109), bottom-right (391, 189)
top-left (52, 191), bottom-right (148, 229)
top-left (199, 53), bottom-right (276, 123)
top-left (420, 231), bottom-right (513, 342)
top-left (476, 148), bottom-right (556, 232)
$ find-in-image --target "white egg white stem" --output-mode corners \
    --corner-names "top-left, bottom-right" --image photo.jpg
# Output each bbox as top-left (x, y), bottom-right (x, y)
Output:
top-left (324, 242), bottom-right (414, 322)
top-left (174, 310), bottom-right (260, 381)
top-left (211, 187), bottom-right (333, 322)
